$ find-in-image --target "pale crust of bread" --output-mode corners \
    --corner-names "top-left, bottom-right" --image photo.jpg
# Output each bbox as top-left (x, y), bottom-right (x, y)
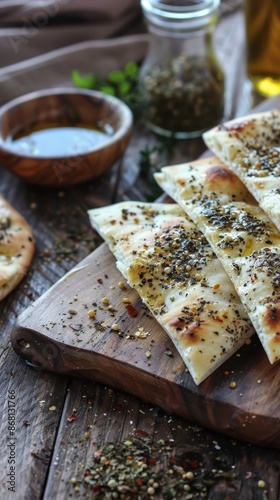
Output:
top-left (203, 110), bottom-right (280, 230)
top-left (0, 195), bottom-right (35, 301)
top-left (89, 201), bottom-right (254, 385)
top-left (155, 156), bottom-right (280, 364)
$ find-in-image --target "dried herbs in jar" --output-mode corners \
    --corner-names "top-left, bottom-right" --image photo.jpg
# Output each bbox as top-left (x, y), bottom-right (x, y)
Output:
top-left (140, 0), bottom-right (224, 138)
top-left (142, 53), bottom-right (224, 137)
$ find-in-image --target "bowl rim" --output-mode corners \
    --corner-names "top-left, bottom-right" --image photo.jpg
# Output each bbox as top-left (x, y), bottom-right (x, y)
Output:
top-left (0, 87), bottom-right (133, 160)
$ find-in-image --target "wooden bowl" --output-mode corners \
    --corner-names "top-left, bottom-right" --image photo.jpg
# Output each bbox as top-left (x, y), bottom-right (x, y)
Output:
top-left (0, 88), bottom-right (133, 187)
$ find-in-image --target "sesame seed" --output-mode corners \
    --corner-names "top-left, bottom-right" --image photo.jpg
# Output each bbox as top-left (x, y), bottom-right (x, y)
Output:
top-left (118, 281), bottom-right (126, 289)
top-left (184, 471), bottom-right (194, 480)
top-left (101, 297), bottom-right (110, 305)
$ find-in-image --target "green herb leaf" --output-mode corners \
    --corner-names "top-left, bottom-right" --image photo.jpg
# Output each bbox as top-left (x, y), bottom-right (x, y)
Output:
top-left (72, 61), bottom-right (140, 113)
top-left (99, 85), bottom-right (116, 96)
top-left (124, 61), bottom-right (139, 78)
top-left (107, 70), bottom-right (125, 83)
top-left (72, 70), bottom-right (97, 89)
top-left (118, 81), bottom-right (132, 96)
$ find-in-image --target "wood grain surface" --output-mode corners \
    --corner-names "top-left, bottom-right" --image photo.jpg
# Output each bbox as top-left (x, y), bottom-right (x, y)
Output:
top-left (12, 102), bottom-right (280, 450)
top-left (1, 8), bottom-right (280, 499)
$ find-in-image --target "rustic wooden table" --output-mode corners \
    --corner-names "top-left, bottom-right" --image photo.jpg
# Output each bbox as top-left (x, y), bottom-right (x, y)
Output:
top-left (1, 3), bottom-right (280, 499)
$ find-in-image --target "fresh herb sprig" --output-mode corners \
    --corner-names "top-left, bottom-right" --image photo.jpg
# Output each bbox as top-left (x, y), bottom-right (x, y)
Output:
top-left (72, 62), bottom-right (139, 109)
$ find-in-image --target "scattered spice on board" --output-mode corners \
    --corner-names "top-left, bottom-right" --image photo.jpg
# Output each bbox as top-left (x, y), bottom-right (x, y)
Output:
top-left (125, 304), bottom-right (139, 317)
top-left (81, 434), bottom-right (238, 499)
top-left (53, 229), bottom-right (101, 258)
top-left (67, 413), bottom-right (77, 423)
top-left (69, 323), bottom-right (82, 332)
top-left (37, 229), bottom-right (101, 264)
top-left (164, 349), bottom-right (173, 357)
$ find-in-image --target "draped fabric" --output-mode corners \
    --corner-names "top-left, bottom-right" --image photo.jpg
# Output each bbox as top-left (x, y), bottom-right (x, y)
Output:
top-left (0, 0), bottom-right (241, 105)
top-left (0, 0), bottom-right (148, 104)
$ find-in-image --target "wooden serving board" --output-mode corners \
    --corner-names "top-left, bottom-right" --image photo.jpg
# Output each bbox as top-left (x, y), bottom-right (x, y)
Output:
top-left (12, 96), bottom-right (280, 448)
top-left (12, 239), bottom-right (280, 448)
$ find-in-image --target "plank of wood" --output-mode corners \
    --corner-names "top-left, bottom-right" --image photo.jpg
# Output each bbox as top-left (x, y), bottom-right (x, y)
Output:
top-left (1, 29), bottom-right (280, 498)
top-left (12, 238), bottom-right (280, 449)
top-left (11, 94), bottom-right (280, 455)
top-left (42, 379), bottom-right (280, 500)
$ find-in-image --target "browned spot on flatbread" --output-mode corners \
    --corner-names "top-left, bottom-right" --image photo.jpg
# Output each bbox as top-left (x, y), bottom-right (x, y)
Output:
top-left (169, 318), bottom-right (201, 343)
top-left (159, 218), bottom-right (185, 233)
top-left (180, 325), bottom-right (201, 343)
top-left (169, 317), bottom-right (185, 330)
top-left (263, 304), bottom-right (280, 341)
top-left (205, 165), bottom-right (236, 185)
top-left (177, 179), bottom-right (186, 186)
top-left (273, 332), bottom-right (280, 343)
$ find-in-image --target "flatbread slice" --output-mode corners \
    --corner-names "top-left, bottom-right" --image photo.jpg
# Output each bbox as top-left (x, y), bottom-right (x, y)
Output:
top-left (88, 201), bottom-right (254, 385)
top-left (0, 195), bottom-right (35, 301)
top-left (155, 157), bottom-right (280, 364)
top-left (203, 110), bottom-right (280, 230)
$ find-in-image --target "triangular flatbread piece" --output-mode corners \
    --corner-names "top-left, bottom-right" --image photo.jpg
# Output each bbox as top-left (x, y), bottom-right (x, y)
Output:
top-left (89, 201), bottom-right (254, 384)
top-left (203, 110), bottom-right (280, 230)
top-left (155, 156), bottom-right (280, 364)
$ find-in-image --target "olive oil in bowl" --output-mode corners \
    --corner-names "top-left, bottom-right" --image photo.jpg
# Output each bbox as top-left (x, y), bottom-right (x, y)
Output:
top-left (0, 88), bottom-right (133, 186)
top-left (6, 122), bottom-right (113, 158)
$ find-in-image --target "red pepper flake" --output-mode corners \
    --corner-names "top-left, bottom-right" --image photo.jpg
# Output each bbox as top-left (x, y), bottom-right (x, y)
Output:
top-left (149, 458), bottom-right (157, 465)
top-left (125, 304), bottom-right (139, 317)
top-left (92, 484), bottom-right (101, 493)
top-left (94, 449), bottom-right (103, 459)
top-left (67, 414), bottom-right (77, 423)
top-left (97, 278), bottom-right (103, 284)
top-left (134, 429), bottom-right (148, 438)
top-left (189, 459), bottom-right (199, 469)
top-left (245, 471), bottom-right (253, 479)
top-left (60, 439), bottom-right (66, 444)
top-left (135, 478), bottom-right (143, 487)
top-left (215, 316), bottom-right (223, 323)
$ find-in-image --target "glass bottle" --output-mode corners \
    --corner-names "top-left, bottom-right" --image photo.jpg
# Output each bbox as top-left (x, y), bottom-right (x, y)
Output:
top-left (244, 0), bottom-right (280, 97)
top-left (139, 0), bottom-right (224, 138)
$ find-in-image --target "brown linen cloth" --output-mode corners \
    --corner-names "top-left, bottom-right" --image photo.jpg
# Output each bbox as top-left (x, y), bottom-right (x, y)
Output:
top-left (0, 0), bottom-right (148, 104)
top-left (0, 0), bottom-right (241, 105)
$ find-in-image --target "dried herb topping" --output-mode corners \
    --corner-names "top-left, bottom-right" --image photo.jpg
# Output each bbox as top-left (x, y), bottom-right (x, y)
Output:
top-left (82, 435), bottom-right (236, 499)
top-left (142, 55), bottom-right (224, 135)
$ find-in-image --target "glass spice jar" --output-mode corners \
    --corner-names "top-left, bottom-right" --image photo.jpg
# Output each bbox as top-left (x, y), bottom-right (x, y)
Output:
top-left (139, 0), bottom-right (225, 138)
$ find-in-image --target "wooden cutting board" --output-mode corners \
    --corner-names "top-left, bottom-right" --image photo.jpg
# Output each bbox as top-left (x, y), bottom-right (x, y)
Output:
top-left (12, 98), bottom-right (280, 449)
